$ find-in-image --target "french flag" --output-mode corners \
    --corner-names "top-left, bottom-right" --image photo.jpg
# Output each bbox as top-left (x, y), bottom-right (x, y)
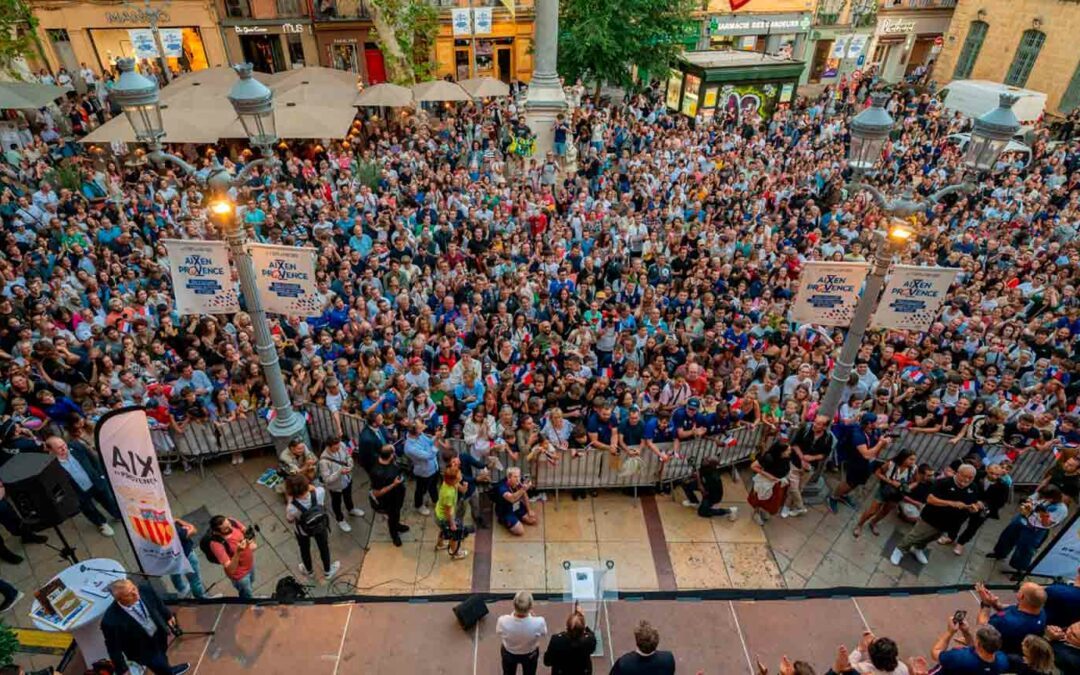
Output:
top-left (903, 366), bottom-right (926, 384)
top-left (485, 372), bottom-right (500, 388)
top-left (961, 380), bottom-right (978, 395)
top-left (720, 436), bottom-right (738, 448)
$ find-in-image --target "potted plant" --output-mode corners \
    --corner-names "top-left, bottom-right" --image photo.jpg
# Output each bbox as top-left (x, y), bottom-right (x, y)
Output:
top-left (0, 621), bottom-right (19, 667)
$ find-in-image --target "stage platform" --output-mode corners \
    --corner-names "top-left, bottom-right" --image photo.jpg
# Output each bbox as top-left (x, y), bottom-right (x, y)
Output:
top-left (147, 587), bottom-right (983, 675)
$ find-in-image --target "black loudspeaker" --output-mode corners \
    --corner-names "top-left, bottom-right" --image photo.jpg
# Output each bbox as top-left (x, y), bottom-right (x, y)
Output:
top-left (452, 594), bottom-right (489, 630)
top-left (0, 453), bottom-right (81, 530)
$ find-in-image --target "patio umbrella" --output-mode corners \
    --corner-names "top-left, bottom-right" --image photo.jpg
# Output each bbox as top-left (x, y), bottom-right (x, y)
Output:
top-left (411, 80), bottom-right (471, 103)
top-left (355, 82), bottom-right (414, 107)
top-left (160, 66), bottom-right (269, 105)
top-left (0, 82), bottom-right (68, 110)
top-left (80, 104), bottom-right (230, 144)
top-left (269, 66), bottom-right (360, 93)
top-left (219, 101), bottom-right (356, 140)
top-left (458, 77), bottom-right (509, 99)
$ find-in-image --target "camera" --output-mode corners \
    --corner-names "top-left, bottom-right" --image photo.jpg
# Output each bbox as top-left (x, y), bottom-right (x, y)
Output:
top-left (244, 523), bottom-right (261, 540)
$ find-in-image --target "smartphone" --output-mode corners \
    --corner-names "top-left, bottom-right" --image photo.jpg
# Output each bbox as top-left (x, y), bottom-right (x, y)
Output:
top-left (953, 610), bottom-right (966, 626)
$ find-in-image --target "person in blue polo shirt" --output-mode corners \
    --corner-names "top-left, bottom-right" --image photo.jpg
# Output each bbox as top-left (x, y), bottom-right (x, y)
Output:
top-left (931, 618), bottom-right (1008, 675)
top-left (672, 398), bottom-right (708, 444)
top-left (1044, 567), bottom-right (1080, 630)
top-left (975, 582), bottom-right (1048, 656)
top-left (585, 399), bottom-right (618, 455)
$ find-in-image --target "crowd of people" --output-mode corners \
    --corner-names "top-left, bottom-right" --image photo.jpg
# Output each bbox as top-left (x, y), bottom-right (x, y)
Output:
top-left (1, 54), bottom-right (1080, 670)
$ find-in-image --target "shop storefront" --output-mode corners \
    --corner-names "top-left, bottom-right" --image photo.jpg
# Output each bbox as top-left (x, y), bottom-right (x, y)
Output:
top-left (666, 51), bottom-right (804, 121)
top-left (32, 0), bottom-right (226, 77)
top-left (313, 24), bottom-right (386, 83)
top-left (806, 27), bottom-right (874, 84)
top-left (221, 21), bottom-right (319, 73)
top-left (868, 15), bottom-right (951, 83)
top-left (433, 8), bottom-right (533, 83)
top-left (705, 11), bottom-right (812, 59)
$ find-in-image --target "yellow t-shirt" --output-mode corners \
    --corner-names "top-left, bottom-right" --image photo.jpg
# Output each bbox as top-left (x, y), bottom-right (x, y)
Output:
top-left (436, 482), bottom-right (458, 523)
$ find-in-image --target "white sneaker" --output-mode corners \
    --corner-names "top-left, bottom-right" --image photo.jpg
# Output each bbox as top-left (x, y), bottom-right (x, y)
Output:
top-left (163, 464), bottom-right (173, 476)
top-left (789, 507), bottom-right (808, 517)
top-left (681, 500), bottom-right (696, 508)
top-left (752, 511), bottom-right (765, 525)
top-left (1, 591), bottom-right (25, 612)
top-left (726, 507), bottom-right (739, 522)
top-left (337, 520), bottom-right (352, 533)
top-left (418, 506), bottom-right (431, 516)
top-left (324, 561), bottom-right (341, 581)
top-left (530, 493), bottom-right (547, 503)
top-left (237, 455), bottom-right (245, 464)
top-left (99, 523), bottom-right (115, 537)
top-left (297, 564), bottom-right (312, 578)
top-left (451, 549), bottom-right (469, 560)
top-left (348, 508), bottom-right (365, 517)
top-left (780, 506), bottom-right (792, 519)
top-left (913, 548), bottom-right (929, 565)
top-left (889, 548), bottom-right (904, 566)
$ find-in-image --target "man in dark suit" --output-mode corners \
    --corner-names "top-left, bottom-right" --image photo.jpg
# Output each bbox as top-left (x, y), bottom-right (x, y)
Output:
top-left (610, 621), bottom-right (675, 675)
top-left (356, 411), bottom-right (389, 474)
top-left (100, 579), bottom-right (189, 675)
top-left (44, 436), bottom-right (120, 537)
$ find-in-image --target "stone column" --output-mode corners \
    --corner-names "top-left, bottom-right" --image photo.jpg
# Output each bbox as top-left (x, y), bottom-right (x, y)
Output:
top-left (525, 0), bottom-right (568, 158)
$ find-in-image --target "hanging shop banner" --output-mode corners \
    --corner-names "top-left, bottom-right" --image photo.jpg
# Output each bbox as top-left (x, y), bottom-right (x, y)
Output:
top-left (846, 34), bottom-right (868, 60)
top-left (96, 408), bottom-right (191, 576)
top-left (451, 8), bottom-right (472, 35)
top-left (791, 261), bottom-right (870, 326)
top-left (247, 243), bottom-right (320, 316)
top-left (1030, 514), bottom-right (1080, 580)
top-left (473, 7), bottom-right (493, 34)
top-left (164, 239), bottom-right (239, 315)
top-left (128, 29), bottom-right (184, 58)
top-left (160, 29), bottom-right (185, 57)
top-left (871, 265), bottom-right (960, 332)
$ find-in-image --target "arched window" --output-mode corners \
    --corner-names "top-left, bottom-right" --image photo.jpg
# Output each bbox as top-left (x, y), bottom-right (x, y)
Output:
top-left (1004, 29), bottom-right (1045, 87)
top-left (952, 20), bottom-right (988, 80)
top-left (1062, 59), bottom-right (1080, 113)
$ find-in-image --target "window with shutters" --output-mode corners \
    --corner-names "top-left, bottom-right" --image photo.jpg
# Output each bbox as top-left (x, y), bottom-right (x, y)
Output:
top-left (952, 21), bottom-right (988, 80)
top-left (1004, 29), bottom-right (1045, 87)
top-left (1062, 60), bottom-right (1080, 113)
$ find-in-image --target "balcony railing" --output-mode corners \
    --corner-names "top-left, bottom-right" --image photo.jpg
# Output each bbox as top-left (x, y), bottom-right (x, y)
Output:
top-left (276, 0), bottom-right (308, 17)
top-left (313, 0), bottom-right (371, 19)
top-left (880, 0), bottom-right (956, 9)
top-left (815, 11), bottom-right (841, 25)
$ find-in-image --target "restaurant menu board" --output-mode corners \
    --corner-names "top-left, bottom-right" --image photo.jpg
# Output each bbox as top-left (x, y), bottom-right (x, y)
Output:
top-left (681, 74), bottom-right (701, 117)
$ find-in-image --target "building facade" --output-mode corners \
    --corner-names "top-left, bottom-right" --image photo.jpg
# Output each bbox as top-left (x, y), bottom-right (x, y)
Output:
top-left (804, 0), bottom-right (877, 84)
top-left (933, 0), bottom-right (1080, 114)
top-left (696, 0), bottom-right (815, 65)
top-left (431, 0), bottom-right (534, 83)
top-left (217, 0), bottom-right (320, 73)
top-left (31, 0), bottom-right (228, 77)
top-left (866, 0), bottom-right (956, 83)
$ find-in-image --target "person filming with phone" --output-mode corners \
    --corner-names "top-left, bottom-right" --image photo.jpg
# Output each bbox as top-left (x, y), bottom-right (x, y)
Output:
top-left (369, 443), bottom-right (409, 546)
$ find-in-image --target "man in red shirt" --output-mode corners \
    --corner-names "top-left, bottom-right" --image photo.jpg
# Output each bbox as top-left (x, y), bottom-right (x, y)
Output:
top-left (685, 363), bottom-right (708, 397)
top-left (207, 515), bottom-right (257, 599)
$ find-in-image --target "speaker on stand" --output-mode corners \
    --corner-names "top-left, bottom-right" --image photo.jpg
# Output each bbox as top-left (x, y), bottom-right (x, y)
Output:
top-left (453, 594), bottom-right (489, 631)
top-left (0, 453), bottom-right (83, 565)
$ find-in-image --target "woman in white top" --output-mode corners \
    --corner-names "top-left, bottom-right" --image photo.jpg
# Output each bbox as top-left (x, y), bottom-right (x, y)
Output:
top-left (284, 474), bottom-right (340, 582)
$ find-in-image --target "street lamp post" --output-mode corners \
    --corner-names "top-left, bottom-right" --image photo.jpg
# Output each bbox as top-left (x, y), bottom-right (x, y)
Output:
top-left (814, 91), bottom-right (1021, 423)
top-left (111, 57), bottom-right (309, 451)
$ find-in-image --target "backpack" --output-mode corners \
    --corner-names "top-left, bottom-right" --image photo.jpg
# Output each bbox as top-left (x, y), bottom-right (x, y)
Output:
top-left (198, 519), bottom-right (238, 566)
top-left (292, 490), bottom-right (331, 536)
top-left (273, 575), bottom-right (309, 603)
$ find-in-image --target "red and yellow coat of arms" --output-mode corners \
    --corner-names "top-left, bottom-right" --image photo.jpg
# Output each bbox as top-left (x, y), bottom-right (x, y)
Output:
top-left (131, 508), bottom-right (175, 546)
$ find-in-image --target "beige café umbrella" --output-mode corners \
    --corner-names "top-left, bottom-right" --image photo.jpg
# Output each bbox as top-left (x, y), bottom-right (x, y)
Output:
top-left (159, 66), bottom-right (270, 105)
top-left (0, 82), bottom-right (68, 110)
top-left (80, 103), bottom-right (229, 144)
top-left (219, 100), bottom-right (356, 140)
top-left (354, 82), bottom-right (414, 107)
top-left (411, 79), bottom-right (471, 103)
top-left (458, 77), bottom-right (509, 99)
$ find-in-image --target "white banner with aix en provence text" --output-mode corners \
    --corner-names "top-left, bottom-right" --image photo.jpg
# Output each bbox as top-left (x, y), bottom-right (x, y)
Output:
top-left (791, 261), bottom-right (870, 327)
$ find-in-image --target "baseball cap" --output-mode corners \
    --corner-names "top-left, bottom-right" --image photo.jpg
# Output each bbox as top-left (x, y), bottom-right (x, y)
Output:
top-left (688, 398), bottom-right (701, 410)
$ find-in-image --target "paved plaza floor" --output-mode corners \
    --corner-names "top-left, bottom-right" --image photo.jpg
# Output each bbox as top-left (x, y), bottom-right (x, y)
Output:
top-left (0, 451), bottom-right (1021, 671)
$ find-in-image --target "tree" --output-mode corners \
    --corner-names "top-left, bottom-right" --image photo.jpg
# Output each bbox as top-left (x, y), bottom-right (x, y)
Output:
top-left (558, 0), bottom-right (696, 95)
top-left (368, 0), bottom-right (439, 86)
top-left (0, 0), bottom-right (38, 80)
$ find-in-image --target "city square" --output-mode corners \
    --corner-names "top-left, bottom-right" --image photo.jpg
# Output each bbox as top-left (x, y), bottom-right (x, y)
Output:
top-left (0, 0), bottom-right (1079, 673)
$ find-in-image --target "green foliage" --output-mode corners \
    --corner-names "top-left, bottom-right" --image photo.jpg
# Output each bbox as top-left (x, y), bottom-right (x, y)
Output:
top-left (45, 161), bottom-right (83, 192)
top-left (355, 159), bottom-right (380, 190)
top-left (0, 0), bottom-right (38, 79)
top-left (0, 621), bottom-right (19, 666)
top-left (558, 0), bottom-right (696, 91)
top-left (369, 0), bottom-right (439, 86)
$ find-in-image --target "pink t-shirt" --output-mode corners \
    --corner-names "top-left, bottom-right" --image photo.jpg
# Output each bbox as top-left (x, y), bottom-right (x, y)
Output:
top-left (209, 523), bottom-right (254, 580)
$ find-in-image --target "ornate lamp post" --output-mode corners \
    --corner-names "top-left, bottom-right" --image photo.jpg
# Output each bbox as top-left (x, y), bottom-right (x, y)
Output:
top-left (111, 58), bottom-right (308, 450)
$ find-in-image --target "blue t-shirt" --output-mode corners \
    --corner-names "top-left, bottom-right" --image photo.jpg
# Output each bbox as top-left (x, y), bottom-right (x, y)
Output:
top-left (1045, 582), bottom-right (1080, 628)
top-left (936, 646), bottom-right (1008, 674)
top-left (988, 606), bottom-right (1046, 655)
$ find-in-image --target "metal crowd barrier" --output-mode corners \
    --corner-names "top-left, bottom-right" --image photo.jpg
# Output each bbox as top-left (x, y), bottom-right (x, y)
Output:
top-left (152, 406), bottom-right (1056, 491)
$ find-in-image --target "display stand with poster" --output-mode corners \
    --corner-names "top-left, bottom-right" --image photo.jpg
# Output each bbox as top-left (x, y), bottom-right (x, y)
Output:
top-left (1028, 512), bottom-right (1080, 581)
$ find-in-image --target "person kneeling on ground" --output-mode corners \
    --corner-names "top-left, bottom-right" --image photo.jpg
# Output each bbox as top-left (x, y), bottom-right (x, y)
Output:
top-left (681, 456), bottom-right (738, 521)
top-left (495, 467), bottom-right (538, 536)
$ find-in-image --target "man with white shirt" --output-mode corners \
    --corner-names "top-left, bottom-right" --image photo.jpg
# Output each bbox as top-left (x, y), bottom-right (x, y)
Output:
top-left (496, 591), bottom-right (548, 675)
top-left (101, 579), bottom-right (189, 675)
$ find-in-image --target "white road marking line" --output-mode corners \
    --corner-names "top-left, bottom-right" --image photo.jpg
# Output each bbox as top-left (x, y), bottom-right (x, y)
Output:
top-left (333, 603), bottom-right (354, 675)
top-left (192, 605), bottom-right (225, 675)
top-left (729, 600), bottom-right (755, 675)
